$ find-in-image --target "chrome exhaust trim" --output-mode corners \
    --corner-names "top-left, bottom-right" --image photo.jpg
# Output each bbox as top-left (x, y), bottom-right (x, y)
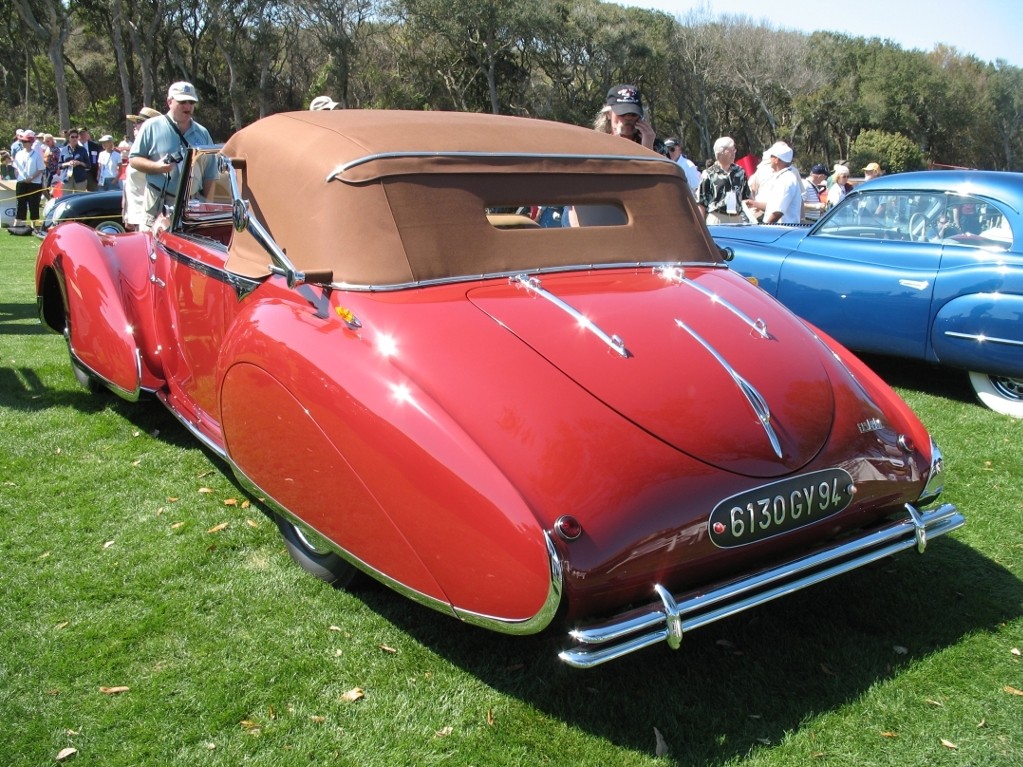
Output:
top-left (559, 502), bottom-right (963, 668)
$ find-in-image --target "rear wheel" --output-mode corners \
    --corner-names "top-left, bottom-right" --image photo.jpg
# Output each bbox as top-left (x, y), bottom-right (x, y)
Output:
top-left (273, 513), bottom-right (357, 587)
top-left (968, 371), bottom-right (1023, 417)
top-left (70, 358), bottom-right (100, 392)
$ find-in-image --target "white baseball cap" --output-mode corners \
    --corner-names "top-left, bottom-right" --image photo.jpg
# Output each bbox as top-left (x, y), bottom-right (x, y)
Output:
top-left (309, 95), bottom-right (340, 111)
top-left (167, 81), bottom-right (199, 103)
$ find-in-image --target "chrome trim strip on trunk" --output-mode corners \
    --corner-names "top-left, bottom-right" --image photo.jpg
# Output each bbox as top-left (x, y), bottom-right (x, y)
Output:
top-left (333, 261), bottom-right (728, 293)
top-left (559, 502), bottom-right (963, 668)
top-left (656, 266), bottom-right (771, 339)
top-left (674, 318), bottom-right (782, 458)
top-left (511, 273), bottom-right (630, 358)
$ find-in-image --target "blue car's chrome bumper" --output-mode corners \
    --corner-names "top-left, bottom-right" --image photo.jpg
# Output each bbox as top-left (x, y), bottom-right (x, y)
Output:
top-left (560, 502), bottom-right (964, 668)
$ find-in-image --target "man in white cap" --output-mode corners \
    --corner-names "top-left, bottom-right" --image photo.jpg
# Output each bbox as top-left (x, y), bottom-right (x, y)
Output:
top-left (11, 129), bottom-right (45, 233)
top-left (746, 141), bottom-right (803, 224)
top-left (128, 80), bottom-right (217, 227)
top-left (96, 135), bottom-right (122, 191)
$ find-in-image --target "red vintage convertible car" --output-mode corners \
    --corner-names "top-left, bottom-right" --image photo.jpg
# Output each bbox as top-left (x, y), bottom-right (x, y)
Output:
top-left (36, 111), bottom-right (962, 667)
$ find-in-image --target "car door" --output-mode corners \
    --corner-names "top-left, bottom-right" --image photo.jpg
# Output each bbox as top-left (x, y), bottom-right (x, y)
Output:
top-left (774, 190), bottom-right (943, 359)
top-left (147, 149), bottom-right (235, 440)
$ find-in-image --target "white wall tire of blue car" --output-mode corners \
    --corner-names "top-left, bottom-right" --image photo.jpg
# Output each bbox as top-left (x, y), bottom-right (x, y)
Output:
top-left (969, 371), bottom-right (1023, 418)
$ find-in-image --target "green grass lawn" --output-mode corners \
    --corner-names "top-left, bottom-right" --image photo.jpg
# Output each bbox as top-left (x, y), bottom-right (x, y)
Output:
top-left (1, 233), bottom-right (1021, 766)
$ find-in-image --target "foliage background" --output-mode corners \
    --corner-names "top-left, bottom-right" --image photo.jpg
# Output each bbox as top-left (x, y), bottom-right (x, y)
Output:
top-left (1, 0), bottom-right (1022, 172)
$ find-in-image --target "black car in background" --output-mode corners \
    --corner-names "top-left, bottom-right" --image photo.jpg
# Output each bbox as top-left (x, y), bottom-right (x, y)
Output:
top-left (38, 190), bottom-right (124, 236)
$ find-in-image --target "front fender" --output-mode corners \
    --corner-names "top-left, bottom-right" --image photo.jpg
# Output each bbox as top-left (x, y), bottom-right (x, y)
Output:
top-left (932, 292), bottom-right (1023, 377)
top-left (36, 224), bottom-right (156, 398)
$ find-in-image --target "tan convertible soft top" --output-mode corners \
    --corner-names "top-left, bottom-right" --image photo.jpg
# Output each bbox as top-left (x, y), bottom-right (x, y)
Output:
top-left (221, 110), bottom-right (719, 287)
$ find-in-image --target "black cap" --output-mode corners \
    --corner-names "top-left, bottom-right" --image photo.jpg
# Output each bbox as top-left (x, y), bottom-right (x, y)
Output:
top-left (606, 85), bottom-right (643, 116)
top-left (811, 163), bottom-right (828, 174)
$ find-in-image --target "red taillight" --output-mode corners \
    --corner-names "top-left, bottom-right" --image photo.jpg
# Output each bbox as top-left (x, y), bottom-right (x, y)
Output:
top-left (554, 515), bottom-right (583, 541)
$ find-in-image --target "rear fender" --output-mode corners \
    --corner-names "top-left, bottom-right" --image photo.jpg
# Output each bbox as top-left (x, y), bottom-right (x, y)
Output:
top-left (932, 293), bottom-right (1023, 377)
top-left (808, 322), bottom-right (933, 466)
top-left (216, 297), bottom-right (557, 629)
top-left (37, 224), bottom-right (157, 399)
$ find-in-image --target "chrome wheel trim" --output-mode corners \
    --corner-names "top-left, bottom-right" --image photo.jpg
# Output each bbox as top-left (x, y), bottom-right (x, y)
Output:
top-left (989, 375), bottom-right (1023, 400)
top-left (291, 521), bottom-right (335, 556)
top-left (95, 220), bottom-right (126, 235)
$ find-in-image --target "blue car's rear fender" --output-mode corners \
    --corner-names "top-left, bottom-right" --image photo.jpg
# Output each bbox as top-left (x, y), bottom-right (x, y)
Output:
top-left (932, 292), bottom-right (1023, 376)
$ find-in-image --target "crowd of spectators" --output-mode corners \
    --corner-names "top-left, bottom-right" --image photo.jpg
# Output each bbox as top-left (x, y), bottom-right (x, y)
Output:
top-left (581, 83), bottom-right (887, 228)
top-left (10, 79), bottom-right (886, 234)
top-left (5, 84), bottom-right (210, 234)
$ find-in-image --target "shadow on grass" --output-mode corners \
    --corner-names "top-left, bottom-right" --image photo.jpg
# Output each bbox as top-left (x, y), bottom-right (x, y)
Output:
top-left (0, 366), bottom-right (112, 413)
top-left (0, 301), bottom-right (48, 335)
top-left (0, 369), bottom-right (201, 452)
top-left (857, 352), bottom-right (978, 407)
top-left (353, 536), bottom-right (1020, 764)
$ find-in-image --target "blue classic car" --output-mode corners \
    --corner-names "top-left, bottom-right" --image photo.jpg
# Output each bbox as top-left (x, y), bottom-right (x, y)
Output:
top-left (710, 170), bottom-right (1023, 416)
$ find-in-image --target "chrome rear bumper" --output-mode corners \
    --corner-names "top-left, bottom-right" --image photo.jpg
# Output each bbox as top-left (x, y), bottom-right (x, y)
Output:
top-left (559, 502), bottom-right (963, 668)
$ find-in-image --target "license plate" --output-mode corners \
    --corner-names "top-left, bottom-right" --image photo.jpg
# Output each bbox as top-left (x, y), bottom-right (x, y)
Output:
top-left (709, 468), bottom-right (855, 548)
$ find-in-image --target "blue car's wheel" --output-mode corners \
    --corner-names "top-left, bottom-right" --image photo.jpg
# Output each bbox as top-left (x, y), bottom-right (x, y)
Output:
top-left (273, 513), bottom-right (357, 587)
top-left (95, 220), bottom-right (125, 234)
top-left (969, 371), bottom-right (1023, 418)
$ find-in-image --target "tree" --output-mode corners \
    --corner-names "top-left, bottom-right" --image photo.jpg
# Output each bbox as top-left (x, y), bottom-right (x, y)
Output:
top-left (13, 0), bottom-right (73, 129)
top-left (849, 129), bottom-right (925, 174)
top-left (0, 0), bottom-right (1020, 172)
top-left (394, 0), bottom-right (540, 115)
top-left (987, 61), bottom-right (1023, 169)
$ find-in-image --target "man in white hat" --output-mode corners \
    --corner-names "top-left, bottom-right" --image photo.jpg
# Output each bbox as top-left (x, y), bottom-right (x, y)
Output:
top-left (309, 95), bottom-right (340, 110)
top-left (128, 81), bottom-right (217, 227)
top-left (746, 141), bottom-right (803, 224)
top-left (11, 129), bottom-right (45, 233)
top-left (97, 135), bottom-right (122, 191)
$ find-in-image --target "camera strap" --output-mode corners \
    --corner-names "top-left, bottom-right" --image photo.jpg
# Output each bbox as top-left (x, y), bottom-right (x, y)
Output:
top-left (164, 115), bottom-right (192, 152)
